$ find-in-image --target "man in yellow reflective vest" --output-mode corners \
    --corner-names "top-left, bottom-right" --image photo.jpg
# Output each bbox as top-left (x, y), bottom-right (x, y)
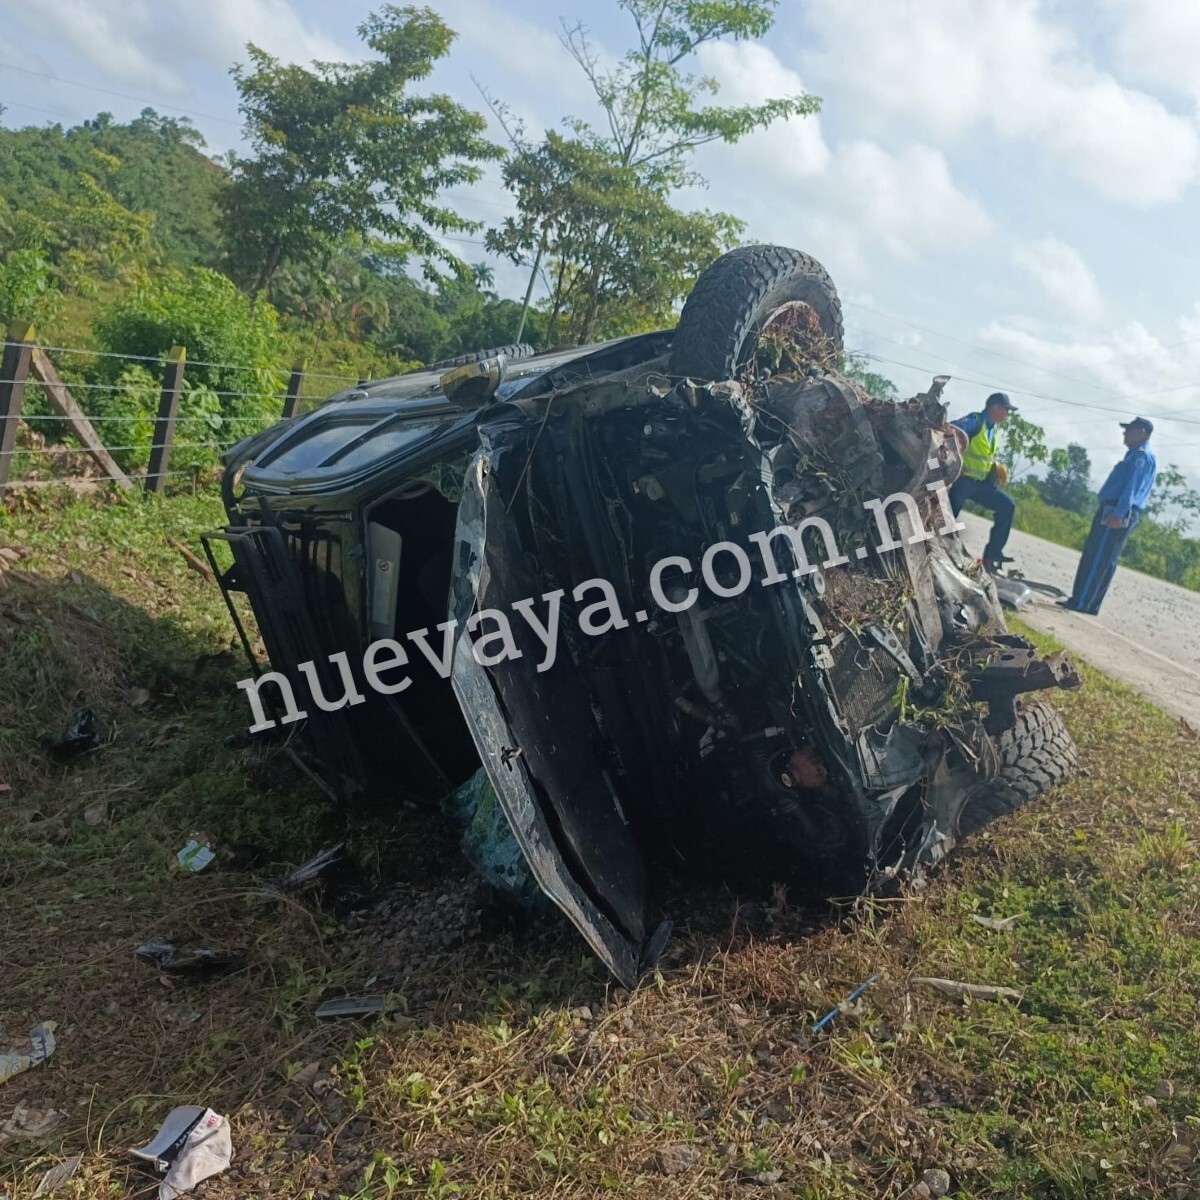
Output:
top-left (949, 392), bottom-right (1017, 573)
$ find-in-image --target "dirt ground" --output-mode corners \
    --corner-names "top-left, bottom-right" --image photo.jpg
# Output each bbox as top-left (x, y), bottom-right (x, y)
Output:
top-left (960, 513), bottom-right (1200, 724)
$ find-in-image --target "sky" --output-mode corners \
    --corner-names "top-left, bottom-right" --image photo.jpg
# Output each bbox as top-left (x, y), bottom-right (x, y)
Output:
top-left (2, 0), bottom-right (1199, 493)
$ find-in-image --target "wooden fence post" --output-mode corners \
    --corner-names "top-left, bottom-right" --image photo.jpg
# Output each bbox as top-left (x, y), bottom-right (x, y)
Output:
top-left (30, 347), bottom-right (132, 490)
top-left (0, 321), bottom-right (35, 501)
top-left (282, 363), bottom-right (305, 420)
top-left (146, 345), bottom-right (186, 494)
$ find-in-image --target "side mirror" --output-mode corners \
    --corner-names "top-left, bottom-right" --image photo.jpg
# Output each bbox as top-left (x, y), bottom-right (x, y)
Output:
top-left (440, 355), bottom-right (508, 408)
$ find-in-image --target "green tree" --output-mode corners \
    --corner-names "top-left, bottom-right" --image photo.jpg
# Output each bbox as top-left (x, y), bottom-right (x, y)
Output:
top-left (220, 5), bottom-right (501, 295)
top-left (487, 0), bottom-right (817, 344)
top-left (488, 132), bottom-right (740, 344)
top-left (0, 109), bottom-right (226, 312)
top-left (843, 353), bottom-right (899, 401)
top-left (1040, 443), bottom-right (1093, 513)
top-left (1144, 465), bottom-right (1200, 532)
top-left (998, 413), bottom-right (1049, 482)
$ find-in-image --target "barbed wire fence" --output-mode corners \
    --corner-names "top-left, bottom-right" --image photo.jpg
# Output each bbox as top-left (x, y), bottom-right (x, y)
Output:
top-left (0, 322), bottom-right (364, 499)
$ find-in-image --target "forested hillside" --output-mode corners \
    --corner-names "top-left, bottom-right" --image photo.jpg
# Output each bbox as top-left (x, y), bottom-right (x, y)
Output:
top-left (0, 107), bottom-right (544, 382)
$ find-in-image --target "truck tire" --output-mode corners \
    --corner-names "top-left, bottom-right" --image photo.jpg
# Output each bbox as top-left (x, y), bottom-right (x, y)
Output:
top-left (423, 343), bottom-right (536, 372)
top-left (957, 702), bottom-right (1077, 837)
top-left (669, 245), bottom-right (843, 381)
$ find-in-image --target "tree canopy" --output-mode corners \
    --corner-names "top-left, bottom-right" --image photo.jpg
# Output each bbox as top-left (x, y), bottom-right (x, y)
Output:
top-left (486, 0), bottom-right (818, 344)
top-left (220, 5), bottom-right (501, 295)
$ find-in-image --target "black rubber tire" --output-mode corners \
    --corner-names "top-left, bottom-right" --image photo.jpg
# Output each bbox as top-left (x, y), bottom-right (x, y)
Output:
top-left (957, 701), bottom-right (1077, 837)
top-left (422, 343), bottom-right (536, 372)
top-left (668, 245), bottom-right (844, 380)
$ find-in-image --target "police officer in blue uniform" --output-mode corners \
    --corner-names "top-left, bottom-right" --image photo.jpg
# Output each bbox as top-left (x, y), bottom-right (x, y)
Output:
top-left (1057, 417), bottom-right (1157, 615)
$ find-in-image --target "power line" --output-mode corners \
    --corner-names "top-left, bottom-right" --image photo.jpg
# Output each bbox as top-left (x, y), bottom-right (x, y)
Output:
top-left (444, 190), bottom-right (516, 214)
top-left (0, 98), bottom-right (81, 123)
top-left (849, 345), bottom-right (1200, 427)
top-left (846, 300), bottom-right (1128, 397)
top-left (848, 300), bottom-right (1200, 411)
top-left (0, 61), bottom-right (242, 128)
top-left (848, 321), bottom-right (1200, 423)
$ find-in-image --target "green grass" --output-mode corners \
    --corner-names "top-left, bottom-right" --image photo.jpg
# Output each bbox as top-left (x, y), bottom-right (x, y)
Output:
top-left (3, 491), bottom-right (1200, 1199)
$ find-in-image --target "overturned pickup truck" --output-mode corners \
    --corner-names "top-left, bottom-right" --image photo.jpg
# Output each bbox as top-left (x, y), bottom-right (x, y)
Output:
top-left (206, 246), bottom-right (1080, 986)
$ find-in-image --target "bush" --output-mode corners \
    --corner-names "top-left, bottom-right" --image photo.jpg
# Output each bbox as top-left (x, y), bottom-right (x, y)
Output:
top-left (0, 248), bottom-right (62, 327)
top-left (84, 268), bottom-right (285, 465)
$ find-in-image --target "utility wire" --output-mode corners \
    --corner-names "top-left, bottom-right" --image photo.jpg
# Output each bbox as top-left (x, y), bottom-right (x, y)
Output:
top-left (5, 470), bottom-right (200, 487)
top-left (847, 301), bottom-right (1128, 397)
top-left (848, 302), bottom-right (1200, 409)
top-left (849, 346), bottom-right (1200, 427)
top-left (0, 61), bottom-right (242, 127)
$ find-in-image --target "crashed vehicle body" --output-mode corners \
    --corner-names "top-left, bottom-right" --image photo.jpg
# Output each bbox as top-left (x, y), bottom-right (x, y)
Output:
top-left (207, 246), bottom-right (1080, 986)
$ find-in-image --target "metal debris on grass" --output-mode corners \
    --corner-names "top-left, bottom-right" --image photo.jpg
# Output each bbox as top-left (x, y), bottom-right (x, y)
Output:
top-left (131, 1106), bottom-right (232, 1200)
top-left (277, 844), bottom-right (345, 891)
top-left (274, 843), bottom-right (372, 915)
top-left (135, 941), bottom-right (246, 979)
top-left (315, 995), bottom-right (416, 1021)
top-left (0, 1022), bottom-right (57, 1085)
top-left (32, 1157), bottom-right (81, 1196)
top-left (913, 976), bottom-right (1022, 1002)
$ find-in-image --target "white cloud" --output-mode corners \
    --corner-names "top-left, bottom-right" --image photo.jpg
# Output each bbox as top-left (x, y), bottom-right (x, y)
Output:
top-left (975, 315), bottom-right (1200, 445)
top-left (1012, 237), bottom-right (1104, 323)
top-left (801, 0), bottom-right (1200, 206)
top-left (32, 0), bottom-right (183, 95)
top-left (435, 0), bottom-right (614, 138)
top-left (1104, 0), bottom-right (1200, 101)
top-left (27, 0), bottom-right (352, 96)
top-left (691, 132), bottom-right (990, 286)
top-left (165, 0), bottom-right (353, 69)
top-left (816, 142), bottom-right (992, 265)
top-left (678, 43), bottom-right (988, 282)
top-left (694, 41), bottom-right (831, 180)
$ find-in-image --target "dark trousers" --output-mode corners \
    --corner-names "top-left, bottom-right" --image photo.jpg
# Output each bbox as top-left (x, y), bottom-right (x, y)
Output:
top-left (1069, 506), bottom-right (1141, 614)
top-left (948, 475), bottom-right (1015, 559)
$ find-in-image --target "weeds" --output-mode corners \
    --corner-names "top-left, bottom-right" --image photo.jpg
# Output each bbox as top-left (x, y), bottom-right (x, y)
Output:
top-left (3, 493), bottom-right (1200, 1198)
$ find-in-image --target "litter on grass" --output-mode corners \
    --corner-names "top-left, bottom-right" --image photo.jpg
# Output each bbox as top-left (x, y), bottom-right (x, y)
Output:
top-left (968, 913), bottom-right (1021, 932)
top-left (131, 1106), bottom-right (232, 1200)
top-left (48, 709), bottom-right (99, 761)
top-left (0, 1022), bottom-right (57, 1085)
top-left (0, 1102), bottom-right (66, 1145)
top-left (175, 838), bottom-right (215, 873)
top-left (32, 1157), bottom-right (80, 1196)
top-left (913, 977), bottom-right (1022, 1002)
top-left (135, 941), bottom-right (245, 978)
top-left (811, 975), bottom-right (880, 1033)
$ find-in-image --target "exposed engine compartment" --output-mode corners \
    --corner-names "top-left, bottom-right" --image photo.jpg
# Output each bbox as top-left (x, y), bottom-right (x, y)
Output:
top-left (453, 363), bottom-right (1079, 918)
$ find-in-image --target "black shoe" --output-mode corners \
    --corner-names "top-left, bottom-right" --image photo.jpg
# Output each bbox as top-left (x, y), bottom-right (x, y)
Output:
top-left (986, 552), bottom-right (1015, 564)
top-left (1055, 598), bottom-right (1076, 609)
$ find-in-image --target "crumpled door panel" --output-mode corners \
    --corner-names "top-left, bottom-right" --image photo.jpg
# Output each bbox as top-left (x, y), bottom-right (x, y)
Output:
top-left (449, 436), bottom-right (647, 987)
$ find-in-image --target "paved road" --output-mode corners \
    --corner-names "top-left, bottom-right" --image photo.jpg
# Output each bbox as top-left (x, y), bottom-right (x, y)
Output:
top-left (960, 513), bottom-right (1200, 724)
